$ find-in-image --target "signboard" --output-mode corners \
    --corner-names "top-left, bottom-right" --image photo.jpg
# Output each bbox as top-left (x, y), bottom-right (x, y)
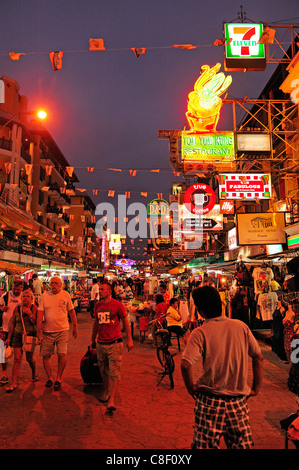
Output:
top-left (184, 183), bottom-right (216, 215)
top-left (147, 199), bottom-right (169, 216)
top-left (224, 23), bottom-right (266, 71)
top-left (219, 173), bottom-right (271, 200)
top-left (220, 200), bottom-right (234, 214)
top-left (236, 133), bottom-right (271, 152)
top-left (288, 234), bottom-right (299, 249)
top-left (109, 234), bottom-right (121, 255)
top-left (237, 213), bottom-right (286, 246)
top-left (228, 227), bottom-right (239, 250)
top-left (181, 131), bottom-right (235, 162)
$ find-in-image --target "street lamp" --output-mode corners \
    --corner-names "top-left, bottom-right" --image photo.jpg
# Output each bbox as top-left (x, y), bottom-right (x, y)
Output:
top-left (0, 109), bottom-right (47, 132)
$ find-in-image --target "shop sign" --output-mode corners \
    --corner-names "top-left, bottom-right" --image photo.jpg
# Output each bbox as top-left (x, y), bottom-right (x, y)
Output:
top-left (181, 131), bottom-right (235, 162)
top-left (237, 213), bottom-right (286, 246)
top-left (228, 227), bottom-right (238, 250)
top-left (220, 200), bottom-right (234, 214)
top-left (224, 23), bottom-right (266, 71)
top-left (184, 183), bottom-right (216, 215)
top-left (219, 173), bottom-right (271, 199)
top-left (147, 199), bottom-right (169, 215)
top-left (236, 133), bottom-right (271, 152)
top-left (288, 234), bottom-right (299, 249)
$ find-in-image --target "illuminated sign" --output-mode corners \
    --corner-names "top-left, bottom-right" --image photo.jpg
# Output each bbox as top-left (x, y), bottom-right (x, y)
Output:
top-left (114, 259), bottom-right (136, 269)
top-left (288, 235), bottom-right (299, 249)
top-left (237, 213), bottom-right (286, 246)
top-left (184, 183), bottom-right (216, 215)
top-left (181, 131), bottom-right (235, 162)
top-left (180, 204), bottom-right (223, 231)
top-left (147, 199), bottom-right (169, 215)
top-left (220, 200), bottom-right (234, 214)
top-left (236, 133), bottom-right (271, 152)
top-left (219, 173), bottom-right (271, 200)
top-left (228, 227), bottom-right (238, 250)
top-left (109, 234), bottom-right (121, 255)
top-left (224, 23), bottom-right (266, 71)
top-left (186, 63), bottom-right (232, 133)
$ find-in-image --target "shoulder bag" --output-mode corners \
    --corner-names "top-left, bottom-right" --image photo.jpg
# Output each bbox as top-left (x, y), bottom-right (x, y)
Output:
top-left (20, 307), bottom-right (37, 353)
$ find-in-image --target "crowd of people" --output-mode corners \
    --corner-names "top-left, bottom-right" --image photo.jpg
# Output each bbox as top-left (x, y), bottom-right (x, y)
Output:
top-left (0, 270), bottom-right (298, 448)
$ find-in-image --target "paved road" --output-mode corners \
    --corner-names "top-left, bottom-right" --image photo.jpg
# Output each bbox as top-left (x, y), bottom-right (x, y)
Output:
top-left (0, 311), bottom-right (298, 451)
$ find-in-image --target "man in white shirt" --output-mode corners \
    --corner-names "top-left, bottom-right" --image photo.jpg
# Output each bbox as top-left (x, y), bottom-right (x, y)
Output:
top-left (0, 280), bottom-right (23, 385)
top-left (32, 273), bottom-right (43, 302)
top-left (89, 278), bottom-right (99, 318)
top-left (37, 276), bottom-right (78, 391)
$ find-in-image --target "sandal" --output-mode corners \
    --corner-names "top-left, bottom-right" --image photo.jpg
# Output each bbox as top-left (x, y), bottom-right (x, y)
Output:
top-left (54, 381), bottom-right (61, 391)
top-left (32, 376), bottom-right (39, 382)
top-left (45, 379), bottom-right (53, 387)
top-left (6, 385), bottom-right (17, 393)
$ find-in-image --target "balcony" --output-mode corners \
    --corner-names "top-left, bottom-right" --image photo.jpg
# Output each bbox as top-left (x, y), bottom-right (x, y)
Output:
top-left (0, 137), bottom-right (12, 151)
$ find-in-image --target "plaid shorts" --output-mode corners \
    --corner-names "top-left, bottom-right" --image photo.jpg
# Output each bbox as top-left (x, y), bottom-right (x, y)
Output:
top-left (192, 392), bottom-right (254, 449)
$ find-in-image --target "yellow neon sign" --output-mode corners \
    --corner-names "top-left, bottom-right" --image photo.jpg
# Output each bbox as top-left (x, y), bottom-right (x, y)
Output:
top-left (186, 63), bottom-right (232, 133)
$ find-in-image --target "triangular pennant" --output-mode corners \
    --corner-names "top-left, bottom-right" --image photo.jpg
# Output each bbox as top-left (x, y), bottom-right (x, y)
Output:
top-left (49, 51), bottom-right (64, 71)
top-left (172, 44), bottom-right (196, 50)
top-left (131, 48), bottom-right (146, 58)
top-left (25, 164), bottom-right (33, 176)
top-left (9, 52), bottom-right (26, 61)
top-left (129, 170), bottom-right (137, 177)
top-left (66, 166), bottom-right (74, 177)
top-left (46, 165), bottom-right (53, 176)
top-left (151, 169), bottom-right (160, 173)
top-left (5, 162), bottom-right (12, 174)
top-left (108, 190), bottom-right (115, 197)
top-left (77, 188), bottom-right (86, 192)
top-left (89, 38), bottom-right (105, 51)
top-left (87, 167), bottom-right (95, 173)
top-left (42, 186), bottom-right (49, 192)
top-left (60, 187), bottom-right (66, 194)
top-left (108, 168), bottom-right (122, 172)
top-left (125, 191), bottom-right (131, 199)
top-left (141, 192), bottom-right (148, 197)
top-left (157, 193), bottom-right (163, 199)
top-left (92, 189), bottom-right (98, 195)
top-left (28, 185), bottom-right (33, 194)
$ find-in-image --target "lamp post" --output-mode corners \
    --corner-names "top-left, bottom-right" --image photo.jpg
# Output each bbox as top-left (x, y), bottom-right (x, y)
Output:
top-left (0, 109), bottom-right (47, 132)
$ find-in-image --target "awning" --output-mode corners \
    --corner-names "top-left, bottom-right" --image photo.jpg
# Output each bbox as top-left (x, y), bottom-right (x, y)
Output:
top-left (0, 260), bottom-right (28, 274)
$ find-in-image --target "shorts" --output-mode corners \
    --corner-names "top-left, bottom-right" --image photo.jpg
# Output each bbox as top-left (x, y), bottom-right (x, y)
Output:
top-left (40, 330), bottom-right (69, 356)
top-left (96, 341), bottom-right (123, 381)
top-left (167, 325), bottom-right (188, 337)
top-left (192, 392), bottom-right (254, 449)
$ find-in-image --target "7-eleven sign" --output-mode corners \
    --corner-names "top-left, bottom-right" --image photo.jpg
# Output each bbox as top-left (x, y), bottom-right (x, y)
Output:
top-left (224, 23), bottom-right (266, 71)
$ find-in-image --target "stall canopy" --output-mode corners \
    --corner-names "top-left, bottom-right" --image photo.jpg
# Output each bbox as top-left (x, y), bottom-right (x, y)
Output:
top-left (0, 260), bottom-right (28, 274)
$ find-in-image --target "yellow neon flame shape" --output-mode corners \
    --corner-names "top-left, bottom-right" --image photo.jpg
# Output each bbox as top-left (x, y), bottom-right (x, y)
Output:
top-left (186, 63), bottom-right (232, 132)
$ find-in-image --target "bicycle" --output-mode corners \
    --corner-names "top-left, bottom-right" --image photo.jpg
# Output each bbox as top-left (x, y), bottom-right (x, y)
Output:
top-left (149, 316), bottom-right (175, 389)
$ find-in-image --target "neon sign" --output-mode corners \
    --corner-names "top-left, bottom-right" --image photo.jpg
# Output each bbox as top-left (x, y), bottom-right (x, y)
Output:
top-left (181, 131), bottom-right (235, 162)
top-left (186, 63), bottom-right (232, 133)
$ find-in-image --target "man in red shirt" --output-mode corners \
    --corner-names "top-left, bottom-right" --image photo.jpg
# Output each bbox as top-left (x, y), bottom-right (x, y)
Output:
top-left (91, 282), bottom-right (133, 415)
top-left (160, 284), bottom-right (170, 307)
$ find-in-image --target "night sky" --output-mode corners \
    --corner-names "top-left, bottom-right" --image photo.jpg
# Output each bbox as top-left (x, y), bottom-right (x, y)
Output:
top-left (0, 0), bottom-right (298, 260)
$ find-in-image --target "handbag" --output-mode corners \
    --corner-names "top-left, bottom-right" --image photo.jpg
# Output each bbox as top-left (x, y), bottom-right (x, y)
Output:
top-left (20, 307), bottom-right (37, 353)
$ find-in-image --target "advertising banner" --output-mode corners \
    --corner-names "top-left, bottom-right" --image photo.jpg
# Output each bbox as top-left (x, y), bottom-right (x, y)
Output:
top-left (181, 131), bottom-right (235, 162)
top-left (219, 173), bottom-right (271, 199)
top-left (237, 213), bottom-right (286, 246)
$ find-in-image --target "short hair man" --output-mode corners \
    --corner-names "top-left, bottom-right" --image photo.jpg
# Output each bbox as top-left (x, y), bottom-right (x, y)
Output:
top-left (91, 282), bottom-right (133, 415)
top-left (37, 276), bottom-right (78, 391)
top-left (181, 286), bottom-right (263, 449)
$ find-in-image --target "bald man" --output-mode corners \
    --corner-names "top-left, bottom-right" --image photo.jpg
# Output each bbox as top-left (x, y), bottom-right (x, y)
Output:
top-left (37, 276), bottom-right (78, 391)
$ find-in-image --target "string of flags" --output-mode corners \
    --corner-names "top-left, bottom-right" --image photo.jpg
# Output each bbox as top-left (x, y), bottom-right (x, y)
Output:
top-left (4, 36), bottom-right (232, 69)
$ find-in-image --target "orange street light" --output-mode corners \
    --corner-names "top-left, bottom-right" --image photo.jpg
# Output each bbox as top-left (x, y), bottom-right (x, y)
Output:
top-left (0, 109), bottom-right (47, 131)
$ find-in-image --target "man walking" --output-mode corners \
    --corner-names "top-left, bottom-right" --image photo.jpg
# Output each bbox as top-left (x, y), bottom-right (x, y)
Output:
top-left (91, 282), bottom-right (133, 415)
top-left (89, 278), bottom-right (99, 318)
top-left (181, 286), bottom-right (263, 449)
top-left (37, 276), bottom-right (78, 391)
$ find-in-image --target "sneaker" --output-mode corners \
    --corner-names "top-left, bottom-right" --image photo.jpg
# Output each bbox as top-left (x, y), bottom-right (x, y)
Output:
top-left (0, 376), bottom-right (8, 385)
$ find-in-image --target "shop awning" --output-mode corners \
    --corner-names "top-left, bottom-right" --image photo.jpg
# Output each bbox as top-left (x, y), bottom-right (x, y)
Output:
top-left (0, 260), bottom-right (28, 274)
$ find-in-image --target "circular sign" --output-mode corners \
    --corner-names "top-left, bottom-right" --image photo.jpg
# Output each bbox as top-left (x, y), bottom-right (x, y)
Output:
top-left (184, 183), bottom-right (216, 215)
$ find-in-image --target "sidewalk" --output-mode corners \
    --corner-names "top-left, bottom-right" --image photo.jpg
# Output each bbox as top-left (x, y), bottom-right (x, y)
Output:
top-left (0, 312), bottom-right (298, 450)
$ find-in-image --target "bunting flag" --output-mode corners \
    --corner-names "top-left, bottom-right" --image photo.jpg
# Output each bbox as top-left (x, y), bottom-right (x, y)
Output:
top-left (129, 170), bottom-right (137, 177)
top-left (49, 51), bottom-right (64, 71)
top-left (42, 186), bottom-right (49, 192)
top-left (81, 216), bottom-right (86, 222)
top-left (141, 192), bottom-right (148, 197)
top-left (125, 191), bottom-right (131, 199)
top-left (87, 167), bottom-right (95, 173)
top-left (213, 38), bottom-right (232, 46)
top-left (89, 38), bottom-right (105, 51)
top-left (108, 190), bottom-right (115, 197)
top-left (69, 214), bottom-right (74, 220)
top-left (172, 44), bottom-right (196, 50)
top-left (28, 185), bottom-right (33, 194)
top-left (150, 169), bottom-right (160, 173)
top-left (92, 189), bottom-right (98, 195)
top-left (131, 47), bottom-right (146, 58)
top-left (66, 166), bottom-right (74, 177)
top-left (157, 193), bottom-right (163, 199)
top-left (77, 188), bottom-right (86, 192)
top-left (60, 187), bottom-right (66, 194)
top-left (25, 164), bottom-right (32, 175)
top-left (9, 52), bottom-right (26, 60)
top-left (5, 162), bottom-right (12, 174)
top-left (173, 171), bottom-right (180, 177)
top-left (46, 166), bottom-right (53, 176)
top-left (108, 168), bottom-right (122, 172)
